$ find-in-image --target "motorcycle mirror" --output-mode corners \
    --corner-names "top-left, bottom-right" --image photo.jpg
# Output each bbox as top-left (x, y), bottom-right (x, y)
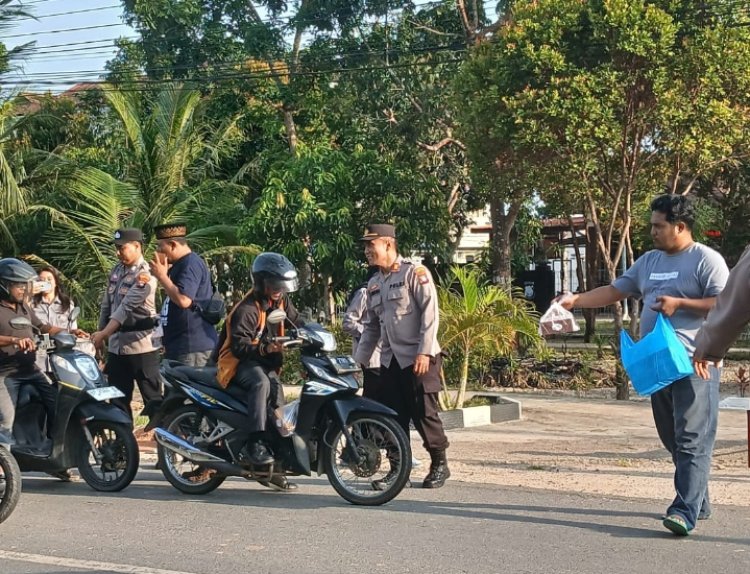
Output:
top-left (69, 306), bottom-right (81, 323)
top-left (9, 317), bottom-right (32, 330)
top-left (266, 309), bottom-right (287, 325)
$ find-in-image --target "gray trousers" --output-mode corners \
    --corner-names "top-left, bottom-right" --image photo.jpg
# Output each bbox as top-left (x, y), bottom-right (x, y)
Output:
top-left (0, 369), bottom-right (57, 447)
top-left (171, 351), bottom-right (213, 367)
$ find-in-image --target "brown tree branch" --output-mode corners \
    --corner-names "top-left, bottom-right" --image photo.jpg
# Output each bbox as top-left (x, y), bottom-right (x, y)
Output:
top-left (417, 137), bottom-right (467, 152)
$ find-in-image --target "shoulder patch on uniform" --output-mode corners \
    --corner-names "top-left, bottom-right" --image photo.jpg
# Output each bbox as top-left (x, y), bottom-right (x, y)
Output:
top-left (137, 272), bottom-right (150, 287)
top-left (415, 266), bottom-right (430, 285)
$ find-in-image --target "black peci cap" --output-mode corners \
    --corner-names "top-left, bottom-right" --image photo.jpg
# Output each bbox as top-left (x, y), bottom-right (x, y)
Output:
top-left (154, 223), bottom-right (188, 240)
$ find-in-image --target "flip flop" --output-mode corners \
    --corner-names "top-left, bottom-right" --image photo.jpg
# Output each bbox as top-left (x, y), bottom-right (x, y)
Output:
top-left (663, 514), bottom-right (691, 536)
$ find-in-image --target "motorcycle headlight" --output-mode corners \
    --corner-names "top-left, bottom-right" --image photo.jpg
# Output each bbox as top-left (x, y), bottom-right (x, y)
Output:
top-left (74, 355), bottom-right (102, 384)
top-left (51, 355), bottom-right (85, 389)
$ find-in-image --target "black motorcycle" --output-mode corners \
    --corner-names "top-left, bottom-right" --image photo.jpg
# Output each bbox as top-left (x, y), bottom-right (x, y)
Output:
top-left (0, 445), bottom-right (21, 524)
top-left (8, 316), bottom-right (140, 492)
top-left (150, 310), bottom-right (412, 506)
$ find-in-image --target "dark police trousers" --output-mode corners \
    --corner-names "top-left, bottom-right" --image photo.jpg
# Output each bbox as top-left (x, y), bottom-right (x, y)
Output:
top-left (0, 368), bottom-right (58, 445)
top-left (382, 355), bottom-right (449, 452)
top-left (230, 362), bottom-right (285, 434)
top-left (362, 367), bottom-right (382, 402)
top-left (106, 351), bottom-right (162, 420)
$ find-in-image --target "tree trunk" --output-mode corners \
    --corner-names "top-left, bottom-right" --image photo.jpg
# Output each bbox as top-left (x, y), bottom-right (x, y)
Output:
top-left (283, 108), bottom-right (298, 154)
top-left (489, 197), bottom-right (522, 289)
top-left (455, 351), bottom-right (470, 409)
top-left (583, 224), bottom-right (599, 342)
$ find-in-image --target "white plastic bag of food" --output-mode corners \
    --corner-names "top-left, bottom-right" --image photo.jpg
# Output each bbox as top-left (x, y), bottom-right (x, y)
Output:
top-left (538, 300), bottom-right (580, 336)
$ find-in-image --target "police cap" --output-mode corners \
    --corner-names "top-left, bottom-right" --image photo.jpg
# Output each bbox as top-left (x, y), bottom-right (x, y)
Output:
top-left (154, 222), bottom-right (188, 240)
top-left (360, 223), bottom-right (396, 241)
top-left (113, 228), bottom-right (144, 246)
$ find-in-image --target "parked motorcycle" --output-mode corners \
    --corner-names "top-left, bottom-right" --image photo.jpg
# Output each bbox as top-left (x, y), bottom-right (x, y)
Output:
top-left (150, 310), bottom-right (412, 506)
top-left (8, 315), bottom-right (140, 492)
top-left (0, 445), bottom-right (21, 524)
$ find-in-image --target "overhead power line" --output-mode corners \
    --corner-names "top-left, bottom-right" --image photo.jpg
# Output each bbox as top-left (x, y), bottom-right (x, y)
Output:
top-left (0, 55), bottom-right (465, 91)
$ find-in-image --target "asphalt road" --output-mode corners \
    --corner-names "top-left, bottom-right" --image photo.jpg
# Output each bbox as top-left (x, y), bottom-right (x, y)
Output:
top-left (1, 468), bottom-right (748, 574)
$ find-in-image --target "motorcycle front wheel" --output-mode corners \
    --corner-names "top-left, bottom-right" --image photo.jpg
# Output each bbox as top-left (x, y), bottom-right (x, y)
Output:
top-left (0, 445), bottom-right (21, 523)
top-left (323, 412), bottom-right (411, 506)
top-left (157, 405), bottom-right (226, 495)
top-left (77, 421), bottom-right (140, 492)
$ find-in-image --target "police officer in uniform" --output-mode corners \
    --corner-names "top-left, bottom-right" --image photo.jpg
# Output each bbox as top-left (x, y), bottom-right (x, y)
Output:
top-left (91, 228), bottom-right (162, 419)
top-left (354, 224), bottom-right (450, 489)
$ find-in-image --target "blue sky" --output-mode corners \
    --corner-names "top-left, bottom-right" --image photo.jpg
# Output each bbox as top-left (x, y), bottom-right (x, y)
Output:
top-left (5, 0), bottom-right (134, 93)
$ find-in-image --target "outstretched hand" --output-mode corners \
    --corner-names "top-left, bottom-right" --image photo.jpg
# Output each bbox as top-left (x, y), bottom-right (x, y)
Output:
top-left (552, 292), bottom-right (577, 311)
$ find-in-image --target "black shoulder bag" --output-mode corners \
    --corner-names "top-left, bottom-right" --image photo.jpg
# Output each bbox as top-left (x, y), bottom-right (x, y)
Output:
top-left (193, 281), bottom-right (227, 325)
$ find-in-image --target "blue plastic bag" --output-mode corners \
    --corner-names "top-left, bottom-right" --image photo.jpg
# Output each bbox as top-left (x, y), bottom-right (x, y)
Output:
top-left (620, 313), bottom-right (694, 396)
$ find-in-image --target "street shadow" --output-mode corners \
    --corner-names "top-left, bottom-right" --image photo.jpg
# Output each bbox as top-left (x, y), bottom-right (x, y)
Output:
top-left (18, 472), bottom-right (750, 547)
top-left (380, 498), bottom-right (750, 547)
top-left (19, 470), bottom-right (370, 511)
top-left (459, 460), bottom-right (750, 483)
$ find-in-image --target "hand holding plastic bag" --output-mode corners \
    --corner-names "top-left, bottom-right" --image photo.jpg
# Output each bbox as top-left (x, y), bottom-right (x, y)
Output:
top-left (538, 301), bottom-right (580, 336)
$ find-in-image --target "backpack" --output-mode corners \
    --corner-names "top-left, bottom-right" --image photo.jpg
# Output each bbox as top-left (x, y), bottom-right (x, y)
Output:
top-left (216, 292), bottom-right (285, 388)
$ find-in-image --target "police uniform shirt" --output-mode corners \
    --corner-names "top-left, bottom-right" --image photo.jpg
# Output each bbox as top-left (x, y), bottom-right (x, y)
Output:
top-left (354, 256), bottom-right (441, 369)
top-left (99, 257), bottom-right (160, 355)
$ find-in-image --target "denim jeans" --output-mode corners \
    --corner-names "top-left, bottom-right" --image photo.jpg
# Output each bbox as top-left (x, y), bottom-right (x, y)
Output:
top-left (650, 366), bottom-right (720, 530)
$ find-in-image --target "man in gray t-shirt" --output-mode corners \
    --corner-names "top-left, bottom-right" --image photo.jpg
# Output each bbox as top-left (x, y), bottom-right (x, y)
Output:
top-left (556, 194), bottom-right (729, 536)
top-left (612, 243), bottom-right (728, 355)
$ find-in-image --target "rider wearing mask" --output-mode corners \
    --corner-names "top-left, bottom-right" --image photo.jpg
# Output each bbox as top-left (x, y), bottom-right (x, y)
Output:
top-left (0, 258), bottom-right (86, 450)
top-left (214, 253), bottom-right (302, 490)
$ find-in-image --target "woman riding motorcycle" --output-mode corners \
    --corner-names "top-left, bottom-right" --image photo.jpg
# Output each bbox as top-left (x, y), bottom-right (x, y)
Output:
top-left (0, 258), bottom-right (86, 450)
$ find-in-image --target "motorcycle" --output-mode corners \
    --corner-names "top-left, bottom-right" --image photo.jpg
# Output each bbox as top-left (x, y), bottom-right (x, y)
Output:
top-left (150, 310), bottom-right (412, 506)
top-left (8, 314), bottom-right (140, 492)
top-left (0, 445), bottom-right (21, 524)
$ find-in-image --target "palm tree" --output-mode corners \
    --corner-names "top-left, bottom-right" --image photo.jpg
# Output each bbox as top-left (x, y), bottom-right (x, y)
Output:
top-left (35, 84), bottom-right (253, 314)
top-left (437, 266), bottom-right (542, 409)
top-left (0, 0), bottom-right (36, 252)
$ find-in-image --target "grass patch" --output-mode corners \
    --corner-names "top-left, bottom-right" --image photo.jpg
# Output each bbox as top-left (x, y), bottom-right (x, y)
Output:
top-left (463, 396), bottom-right (493, 407)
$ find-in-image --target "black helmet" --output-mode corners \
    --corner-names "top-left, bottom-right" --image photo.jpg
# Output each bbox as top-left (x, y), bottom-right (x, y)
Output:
top-left (0, 258), bottom-right (38, 300)
top-left (251, 252), bottom-right (299, 294)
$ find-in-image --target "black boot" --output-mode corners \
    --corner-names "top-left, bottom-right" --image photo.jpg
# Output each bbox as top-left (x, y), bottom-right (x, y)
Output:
top-left (242, 440), bottom-right (274, 466)
top-left (422, 449), bottom-right (450, 489)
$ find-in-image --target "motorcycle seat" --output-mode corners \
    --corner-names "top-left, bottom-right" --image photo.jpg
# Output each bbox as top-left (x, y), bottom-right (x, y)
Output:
top-left (172, 366), bottom-right (218, 387)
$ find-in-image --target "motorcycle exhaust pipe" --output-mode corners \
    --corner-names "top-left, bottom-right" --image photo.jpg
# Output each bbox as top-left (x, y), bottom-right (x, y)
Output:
top-left (154, 428), bottom-right (271, 479)
top-left (154, 428), bottom-right (225, 464)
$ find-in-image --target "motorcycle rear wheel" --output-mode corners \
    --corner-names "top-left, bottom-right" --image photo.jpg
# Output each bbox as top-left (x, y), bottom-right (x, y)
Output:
top-left (77, 421), bottom-right (139, 492)
top-left (323, 412), bottom-right (411, 506)
top-left (0, 445), bottom-right (21, 523)
top-left (157, 406), bottom-right (226, 495)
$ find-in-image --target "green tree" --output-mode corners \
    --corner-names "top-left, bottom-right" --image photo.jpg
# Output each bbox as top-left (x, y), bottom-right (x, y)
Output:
top-left (455, 0), bottom-right (750, 398)
top-left (438, 265), bottom-right (541, 409)
top-left (35, 84), bottom-right (250, 314)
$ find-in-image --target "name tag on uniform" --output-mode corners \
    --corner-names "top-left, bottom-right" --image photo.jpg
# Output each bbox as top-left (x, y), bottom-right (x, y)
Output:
top-left (649, 272), bottom-right (679, 281)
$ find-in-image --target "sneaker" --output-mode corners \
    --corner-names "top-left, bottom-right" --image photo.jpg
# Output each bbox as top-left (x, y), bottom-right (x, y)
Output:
top-left (259, 474), bottom-right (298, 492)
top-left (372, 469), bottom-right (411, 491)
top-left (663, 514), bottom-right (691, 536)
top-left (46, 469), bottom-right (75, 482)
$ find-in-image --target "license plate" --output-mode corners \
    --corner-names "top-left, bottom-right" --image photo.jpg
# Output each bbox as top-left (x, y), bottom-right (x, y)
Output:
top-left (88, 386), bottom-right (125, 401)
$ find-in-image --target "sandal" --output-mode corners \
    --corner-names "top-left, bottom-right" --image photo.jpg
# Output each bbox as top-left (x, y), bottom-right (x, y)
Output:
top-left (663, 514), bottom-right (691, 536)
